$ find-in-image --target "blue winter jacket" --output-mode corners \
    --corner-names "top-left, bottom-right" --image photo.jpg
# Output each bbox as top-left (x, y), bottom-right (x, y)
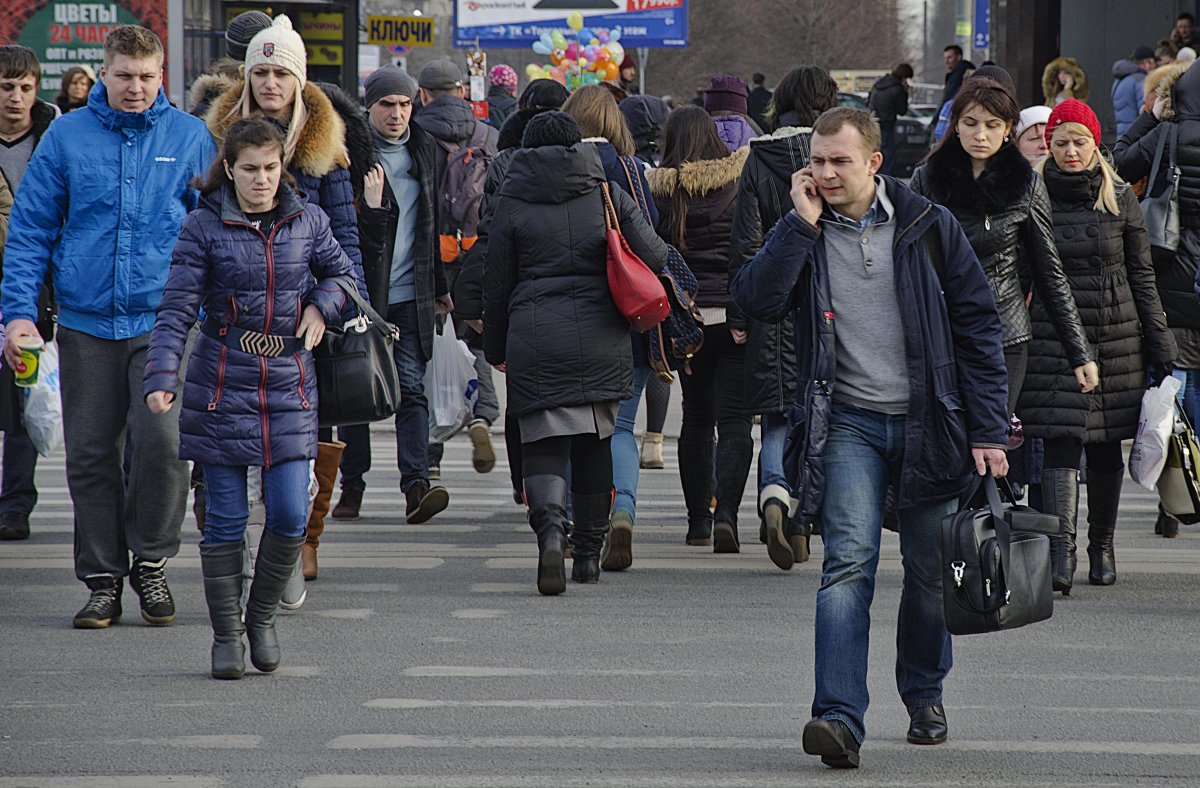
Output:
top-left (1, 82), bottom-right (214, 339)
top-left (1111, 60), bottom-right (1147, 139)
top-left (729, 176), bottom-right (1009, 521)
top-left (144, 184), bottom-right (355, 468)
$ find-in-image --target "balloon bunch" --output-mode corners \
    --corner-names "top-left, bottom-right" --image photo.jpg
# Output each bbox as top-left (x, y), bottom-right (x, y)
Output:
top-left (525, 11), bottom-right (625, 90)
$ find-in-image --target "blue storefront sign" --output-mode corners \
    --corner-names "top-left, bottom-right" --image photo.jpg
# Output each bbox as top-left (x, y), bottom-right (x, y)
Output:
top-left (454, 0), bottom-right (688, 48)
top-left (973, 0), bottom-right (989, 50)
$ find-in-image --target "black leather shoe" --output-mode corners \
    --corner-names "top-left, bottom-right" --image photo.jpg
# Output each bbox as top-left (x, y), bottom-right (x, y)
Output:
top-left (907, 704), bottom-right (948, 745)
top-left (802, 718), bottom-right (860, 768)
top-left (0, 511), bottom-right (30, 540)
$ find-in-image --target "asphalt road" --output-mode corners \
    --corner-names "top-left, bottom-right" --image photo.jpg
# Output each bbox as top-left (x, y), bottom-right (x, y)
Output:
top-left (2, 422), bottom-right (1199, 786)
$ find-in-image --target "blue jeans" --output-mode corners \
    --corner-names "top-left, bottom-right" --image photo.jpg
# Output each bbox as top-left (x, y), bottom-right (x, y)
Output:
top-left (202, 460), bottom-right (310, 544)
top-left (758, 410), bottom-right (789, 495)
top-left (337, 301), bottom-right (430, 494)
top-left (612, 365), bottom-right (650, 517)
top-left (879, 127), bottom-right (897, 176)
top-left (0, 415), bottom-right (39, 515)
top-left (1172, 368), bottom-right (1200, 429)
top-left (812, 403), bottom-right (956, 743)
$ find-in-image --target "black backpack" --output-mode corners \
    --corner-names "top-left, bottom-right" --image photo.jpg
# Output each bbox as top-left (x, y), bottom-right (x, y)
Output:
top-left (436, 122), bottom-right (491, 263)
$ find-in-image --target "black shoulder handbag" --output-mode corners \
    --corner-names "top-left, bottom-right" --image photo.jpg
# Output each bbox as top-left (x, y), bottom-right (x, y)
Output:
top-left (312, 278), bottom-right (401, 427)
top-left (940, 472), bottom-right (1057, 635)
top-left (1142, 122), bottom-right (1180, 252)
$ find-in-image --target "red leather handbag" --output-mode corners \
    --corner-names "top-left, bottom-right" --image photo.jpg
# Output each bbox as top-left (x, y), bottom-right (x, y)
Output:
top-left (600, 182), bottom-right (669, 331)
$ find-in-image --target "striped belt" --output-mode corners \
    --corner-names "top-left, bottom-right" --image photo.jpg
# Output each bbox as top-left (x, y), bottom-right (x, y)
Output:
top-left (201, 319), bottom-right (302, 358)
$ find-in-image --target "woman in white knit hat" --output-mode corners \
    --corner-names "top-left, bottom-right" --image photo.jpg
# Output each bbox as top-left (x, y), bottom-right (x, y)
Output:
top-left (1014, 105), bottom-right (1052, 165)
top-left (203, 14), bottom-right (370, 606)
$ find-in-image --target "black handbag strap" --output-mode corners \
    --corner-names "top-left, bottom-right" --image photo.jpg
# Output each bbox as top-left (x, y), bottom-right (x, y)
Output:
top-left (951, 471), bottom-right (1016, 616)
top-left (329, 277), bottom-right (397, 338)
top-left (1147, 123), bottom-right (1178, 198)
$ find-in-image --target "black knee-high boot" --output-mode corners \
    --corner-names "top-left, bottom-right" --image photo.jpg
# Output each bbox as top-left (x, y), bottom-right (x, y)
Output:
top-left (245, 530), bottom-right (305, 672)
top-left (1085, 468), bottom-right (1123, 585)
top-left (571, 492), bottom-right (612, 583)
top-left (1040, 468), bottom-right (1078, 595)
top-left (678, 436), bottom-right (715, 545)
top-left (525, 474), bottom-right (568, 595)
top-left (199, 541), bottom-right (245, 680)
top-left (713, 431), bottom-right (753, 553)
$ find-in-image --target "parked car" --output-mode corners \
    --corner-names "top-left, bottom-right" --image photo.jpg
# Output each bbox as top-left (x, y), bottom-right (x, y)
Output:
top-left (839, 92), bottom-right (931, 178)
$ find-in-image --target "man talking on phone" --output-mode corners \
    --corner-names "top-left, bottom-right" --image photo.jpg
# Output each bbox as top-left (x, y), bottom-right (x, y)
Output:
top-left (730, 107), bottom-right (1009, 768)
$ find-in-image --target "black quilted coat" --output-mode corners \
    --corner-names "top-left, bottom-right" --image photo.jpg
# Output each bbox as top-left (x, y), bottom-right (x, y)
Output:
top-left (483, 143), bottom-right (669, 416)
top-left (910, 141), bottom-right (1091, 366)
top-left (728, 120), bottom-right (809, 414)
top-left (1020, 161), bottom-right (1176, 442)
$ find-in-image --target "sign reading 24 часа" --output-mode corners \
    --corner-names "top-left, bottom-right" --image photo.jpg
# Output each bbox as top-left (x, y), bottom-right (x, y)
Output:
top-left (453, 0), bottom-right (688, 49)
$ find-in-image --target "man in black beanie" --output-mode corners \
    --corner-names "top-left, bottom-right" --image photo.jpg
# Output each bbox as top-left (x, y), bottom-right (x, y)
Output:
top-left (328, 64), bottom-right (453, 525)
top-left (521, 110), bottom-right (583, 148)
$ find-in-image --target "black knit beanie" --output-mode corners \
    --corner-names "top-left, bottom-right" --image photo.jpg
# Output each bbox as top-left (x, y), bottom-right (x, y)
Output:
top-left (225, 11), bottom-right (273, 62)
top-left (522, 111), bottom-right (583, 149)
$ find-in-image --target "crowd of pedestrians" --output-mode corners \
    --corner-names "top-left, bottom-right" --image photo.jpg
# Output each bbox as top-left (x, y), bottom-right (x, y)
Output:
top-left (0, 16), bottom-right (1194, 770)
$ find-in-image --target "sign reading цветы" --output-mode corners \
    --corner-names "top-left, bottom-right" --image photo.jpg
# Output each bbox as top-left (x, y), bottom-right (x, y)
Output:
top-left (366, 16), bottom-right (434, 47)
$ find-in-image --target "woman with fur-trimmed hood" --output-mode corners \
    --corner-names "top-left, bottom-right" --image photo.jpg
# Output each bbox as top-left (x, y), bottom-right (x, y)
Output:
top-left (1116, 60), bottom-right (1200, 540)
top-left (203, 15), bottom-right (369, 604)
top-left (647, 106), bottom-right (752, 558)
top-left (1042, 56), bottom-right (1089, 106)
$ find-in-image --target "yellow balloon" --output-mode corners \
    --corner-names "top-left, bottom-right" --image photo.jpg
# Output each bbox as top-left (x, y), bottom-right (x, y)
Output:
top-left (567, 11), bottom-right (584, 31)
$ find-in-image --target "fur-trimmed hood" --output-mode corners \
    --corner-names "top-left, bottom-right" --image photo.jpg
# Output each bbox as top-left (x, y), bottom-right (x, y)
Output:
top-left (205, 79), bottom-right (350, 177)
top-left (1154, 61), bottom-right (1199, 121)
top-left (1042, 57), bottom-right (1089, 105)
top-left (188, 72), bottom-right (238, 117)
top-left (920, 137), bottom-right (1032, 214)
top-left (647, 145), bottom-right (749, 198)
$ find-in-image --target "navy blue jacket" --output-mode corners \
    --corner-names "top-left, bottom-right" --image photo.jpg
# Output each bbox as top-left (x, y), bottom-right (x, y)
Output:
top-left (145, 184), bottom-right (355, 467)
top-left (729, 176), bottom-right (1009, 521)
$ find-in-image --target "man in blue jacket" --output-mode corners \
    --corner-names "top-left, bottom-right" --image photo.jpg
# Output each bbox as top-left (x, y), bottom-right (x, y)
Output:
top-left (2, 26), bottom-right (214, 630)
top-left (730, 107), bottom-right (1009, 768)
top-left (1112, 46), bottom-right (1155, 138)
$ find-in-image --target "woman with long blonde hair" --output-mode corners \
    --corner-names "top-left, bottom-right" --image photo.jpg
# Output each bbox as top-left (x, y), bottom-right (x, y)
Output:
top-left (1021, 100), bottom-right (1176, 595)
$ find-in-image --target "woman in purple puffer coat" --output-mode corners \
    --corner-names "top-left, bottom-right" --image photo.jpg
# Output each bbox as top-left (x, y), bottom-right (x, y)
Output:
top-left (145, 119), bottom-right (355, 680)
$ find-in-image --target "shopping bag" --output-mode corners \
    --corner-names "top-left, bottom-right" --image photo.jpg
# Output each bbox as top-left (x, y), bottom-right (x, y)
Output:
top-left (22, 340), bottom-right (63, 456)
top-left (1130, 376), bottom-right (1181, 489)
top-left (425, 317), bottom-right (478, 444)
top-left (1158, 402), bottom-right (1200, 524)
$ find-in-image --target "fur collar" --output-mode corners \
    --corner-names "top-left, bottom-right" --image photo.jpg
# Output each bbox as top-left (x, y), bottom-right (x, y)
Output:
top-left (188, 73), bottom-right (237, 113)
top-left (924, 138), bottom-right (1031, 214)
top-left (1156, 61), bottom-right (1195, 121)
top-left (1042, 57), bottom-right (1089, 105)
top-left (748, 124), bottom-right (812, 144)
top-left (205, 80), bottom-right (350, 177)
top-left (647, 146), bottom-right (749, 198)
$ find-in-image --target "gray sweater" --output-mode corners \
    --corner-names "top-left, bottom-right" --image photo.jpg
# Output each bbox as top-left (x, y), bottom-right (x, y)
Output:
top-left (819, 179), bottom-right (909, 414)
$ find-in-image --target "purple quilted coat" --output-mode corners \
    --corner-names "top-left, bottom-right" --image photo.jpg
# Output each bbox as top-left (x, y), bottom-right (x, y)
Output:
top-left (145, 183), bottom-right (355, 467)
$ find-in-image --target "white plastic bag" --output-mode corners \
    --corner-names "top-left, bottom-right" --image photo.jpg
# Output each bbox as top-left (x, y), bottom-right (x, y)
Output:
top-left (425, 318), bottom-right (478, 444)
top-left (1130, 376), bottom-right (1181, 489)
top-left (22, 340), bottom-right (63, 456)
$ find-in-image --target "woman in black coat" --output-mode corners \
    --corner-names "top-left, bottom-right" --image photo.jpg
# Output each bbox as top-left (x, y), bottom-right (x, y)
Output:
top-left (484, 112), bottom-right (669, 595)
top-left (1023, 101), bottom-right (1176, 594)
top-left (728, 65), bottom-right (837, 565)
top-left (910, 77), bottom-right (1096, 419)
top-left (647, 107), bottom-right (756, 557)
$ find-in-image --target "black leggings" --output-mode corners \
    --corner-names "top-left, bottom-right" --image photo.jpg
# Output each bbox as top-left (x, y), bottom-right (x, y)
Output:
top-left (522, 432), bottom-right (613, 495)
top-left (1042, 439), bottom-right (1125, 474)
top-left (1004, 342), bottom-right (1028, 417)
top-left (644, 374), bottom-right (671, 434)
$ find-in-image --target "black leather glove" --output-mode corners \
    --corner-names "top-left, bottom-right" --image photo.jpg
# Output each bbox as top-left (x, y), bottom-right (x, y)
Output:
top-left (1148, 362), bottom-right (1175, 388)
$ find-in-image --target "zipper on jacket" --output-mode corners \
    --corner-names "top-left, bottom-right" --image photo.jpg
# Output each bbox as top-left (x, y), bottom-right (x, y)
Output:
top-left (208, 345), bottom-right (228, 410)
top-left (293, 352), bottom-right (310, 409)
top-left (259, 356), bottom-right (271, 467)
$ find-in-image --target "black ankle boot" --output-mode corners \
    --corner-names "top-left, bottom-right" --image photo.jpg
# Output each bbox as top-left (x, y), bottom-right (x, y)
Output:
top-left (199, 541), bottom-right (246, 680)
top-left (571, 492), bottom-right (612, 583)
top-left (524, 475), bottom-right (569, 595)
top-left (712, 431), bottom-right (753, 554)
top-left (679, 435), bottom-right (714, 546)
top-left (1086, 468), bottom-right (1123, 585)
top-left (245, 530), bottom-right (304, 672)
top-left (1040, 468), bottom-right (1078, 595)
top-left (1156, 505), bottom-right (1180, 538)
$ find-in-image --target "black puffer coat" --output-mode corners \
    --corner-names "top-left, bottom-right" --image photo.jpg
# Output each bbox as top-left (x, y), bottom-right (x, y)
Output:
top-left (483, 143), bottom-right (669, 416)
top-left (648, 147), bottom-right (747, 308)
top-left (910, 141), bottom-right (1091, 365)
top-left (1020, 161), bottom-right (1176, 442)
top-left (1115, 61), bottom-right (1200, 340)
top-left (728, 118), bottom-right (809, 414)
top-left (868, 74), bottom-right (908, 130)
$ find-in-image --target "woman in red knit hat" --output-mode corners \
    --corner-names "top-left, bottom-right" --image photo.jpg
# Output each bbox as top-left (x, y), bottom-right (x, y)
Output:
top-left (1021, 98), bottom-right (1177, 594)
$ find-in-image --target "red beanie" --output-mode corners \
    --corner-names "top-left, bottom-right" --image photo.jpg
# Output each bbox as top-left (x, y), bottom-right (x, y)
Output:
top-left (1045, 98), bottom-right (1101, 148)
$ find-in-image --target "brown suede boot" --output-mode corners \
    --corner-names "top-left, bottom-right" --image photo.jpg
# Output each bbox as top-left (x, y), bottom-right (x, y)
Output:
top-left (304, 440), bottom-right (345, 580)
